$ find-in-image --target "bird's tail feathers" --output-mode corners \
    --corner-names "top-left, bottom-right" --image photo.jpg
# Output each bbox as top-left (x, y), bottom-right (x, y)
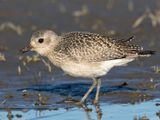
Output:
top-left (137, 50), bottom-right (156, 57)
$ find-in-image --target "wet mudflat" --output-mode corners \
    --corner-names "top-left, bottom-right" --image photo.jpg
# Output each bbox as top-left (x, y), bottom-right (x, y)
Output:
top-left (1, 99), bottom-right (160, 120)
top-left (0, 0), bottom-right (160, 120)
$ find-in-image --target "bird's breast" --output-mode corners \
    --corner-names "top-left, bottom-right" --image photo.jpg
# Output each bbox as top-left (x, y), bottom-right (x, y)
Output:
top-left (60, 61), bottom-right (111, 78)
top-left (47, 51), bottom-right (134, 78)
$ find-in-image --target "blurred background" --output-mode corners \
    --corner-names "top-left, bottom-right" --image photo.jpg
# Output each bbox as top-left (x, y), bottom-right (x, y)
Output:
top-left (0, 0), bottom-right (160, 120)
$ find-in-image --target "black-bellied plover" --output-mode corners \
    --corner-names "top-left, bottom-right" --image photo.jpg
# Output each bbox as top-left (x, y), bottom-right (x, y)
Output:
top-left (21, 30), bottom-right (155, 104)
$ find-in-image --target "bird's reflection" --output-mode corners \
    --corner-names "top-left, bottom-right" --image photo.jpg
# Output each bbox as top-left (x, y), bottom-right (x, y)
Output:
top-left (59, 98), bottom-right (103, 120)
top-left (81, 102), bottom-right (102, 120)
top-left (95, 103), bottom-right (102, 120)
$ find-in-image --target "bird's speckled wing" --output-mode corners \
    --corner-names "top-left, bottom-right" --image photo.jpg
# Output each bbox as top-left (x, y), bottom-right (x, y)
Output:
top-left (55, 32), bottom-right (143, 62)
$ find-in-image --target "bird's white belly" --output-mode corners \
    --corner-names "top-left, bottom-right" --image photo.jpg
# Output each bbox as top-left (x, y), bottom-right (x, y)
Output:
top-left (61, 58), bottom-right (134, 78)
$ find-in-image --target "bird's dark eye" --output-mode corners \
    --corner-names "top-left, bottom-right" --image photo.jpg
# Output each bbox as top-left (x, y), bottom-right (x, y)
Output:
top-left (38, 38), bottom-right (44, 43)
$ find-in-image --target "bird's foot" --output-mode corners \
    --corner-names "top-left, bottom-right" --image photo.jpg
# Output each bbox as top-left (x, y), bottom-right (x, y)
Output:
top-left (63, 98), bottom-right (92, 111)
top-left (93, 100), bottom-right (99, 105)
top-left (64, 98), bottom-right (83, 106)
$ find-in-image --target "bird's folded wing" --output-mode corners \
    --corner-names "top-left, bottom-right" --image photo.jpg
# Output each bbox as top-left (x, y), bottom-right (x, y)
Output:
top-left (59, 32), bottom-right (142, 62)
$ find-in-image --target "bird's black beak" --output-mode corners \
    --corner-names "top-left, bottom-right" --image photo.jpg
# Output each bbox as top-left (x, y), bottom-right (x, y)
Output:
top-left (20, 45), bottom-right (33, 53)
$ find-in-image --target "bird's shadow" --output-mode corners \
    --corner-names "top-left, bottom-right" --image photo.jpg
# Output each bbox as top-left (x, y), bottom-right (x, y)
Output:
top-left (17, 82), bottom-right (146, 99)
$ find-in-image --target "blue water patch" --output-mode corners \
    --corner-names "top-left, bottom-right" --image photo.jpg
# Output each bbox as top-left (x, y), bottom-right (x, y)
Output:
top-left (0, 99), bottom-right (159, 120)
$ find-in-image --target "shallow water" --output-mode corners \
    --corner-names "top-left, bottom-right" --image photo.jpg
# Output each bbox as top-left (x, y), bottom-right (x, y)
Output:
top-left (0, 0), bottom-right (160, 120)
top-left (0, 99), bottom-right (160, 120)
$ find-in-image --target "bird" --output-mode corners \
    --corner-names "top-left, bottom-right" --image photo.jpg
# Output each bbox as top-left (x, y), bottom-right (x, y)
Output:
top-left (21, 30), bottom-right (155, 104)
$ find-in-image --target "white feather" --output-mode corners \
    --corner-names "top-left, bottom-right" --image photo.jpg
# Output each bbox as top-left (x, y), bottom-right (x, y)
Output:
top-left (61, 58), bottom-right (134, 78)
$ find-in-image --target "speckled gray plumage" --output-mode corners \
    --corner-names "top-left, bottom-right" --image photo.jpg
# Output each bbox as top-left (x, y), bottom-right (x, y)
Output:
top-left (23, 30), bottom-right (155, 103)
top-left (53, 32), bottom-right (143, 62)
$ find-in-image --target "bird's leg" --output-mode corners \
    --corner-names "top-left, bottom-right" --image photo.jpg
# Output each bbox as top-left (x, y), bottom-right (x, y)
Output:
top-left (80, 78), bottom-right (97, 104)
top-left (94, 78), bottom-right (101, 104)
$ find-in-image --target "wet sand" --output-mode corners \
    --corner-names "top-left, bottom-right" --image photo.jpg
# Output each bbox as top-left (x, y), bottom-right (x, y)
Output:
top-left (0, 0), bottom-right (160, 119)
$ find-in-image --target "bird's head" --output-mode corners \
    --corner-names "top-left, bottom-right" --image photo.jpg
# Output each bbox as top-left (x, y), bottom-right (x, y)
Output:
top-left (21, 30), bottom-right (59, 56)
